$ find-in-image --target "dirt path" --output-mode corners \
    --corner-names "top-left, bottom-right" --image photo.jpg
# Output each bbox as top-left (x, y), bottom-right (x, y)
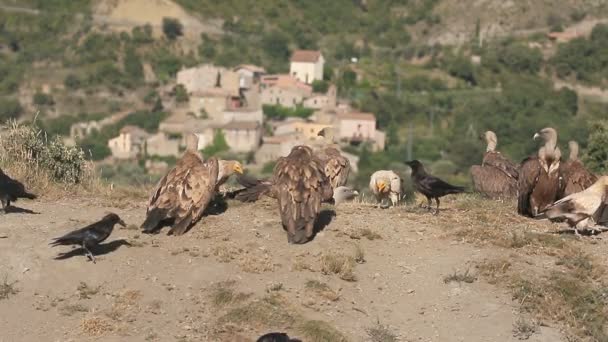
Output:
top-left (0, 197), bottom-right (566, 341)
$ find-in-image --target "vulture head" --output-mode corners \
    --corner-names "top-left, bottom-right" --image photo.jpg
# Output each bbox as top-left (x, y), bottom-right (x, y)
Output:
top-left (568, 140), bottom-right (579, 161)
top-left (483, 131), bottom-right (498, 152)
top-left (185, 133), bottom-right (199, 152)
top-left (375, 180), bottom-right (389, 193)
top-left (333, 186), bottom-right (359, 204)
top-left (289, 145), bottom-right (314, 158)
top-left (533, 127), bottom-right (557, 145)
top-left (219, 160), bottom-right (244, 176)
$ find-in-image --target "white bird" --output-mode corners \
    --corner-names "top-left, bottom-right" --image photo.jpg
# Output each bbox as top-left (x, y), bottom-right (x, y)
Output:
top-left (369, 170), bottom-right (402, 208)
top-left (333, 186), bottom-right (359, 205)
top-left (541, 176), bottom-right (608, 235)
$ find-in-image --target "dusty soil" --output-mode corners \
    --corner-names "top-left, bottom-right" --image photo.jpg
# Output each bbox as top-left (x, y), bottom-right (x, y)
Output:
top-left (0, 195), bottom-right (583, 342)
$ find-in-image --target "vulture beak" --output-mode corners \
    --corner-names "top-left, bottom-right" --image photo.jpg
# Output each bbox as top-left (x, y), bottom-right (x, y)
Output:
top-left (533, 132), bottom-right (540, 140)
top-left (317, 129), bottom-right (325, 137)
top-left (377, 181), bottom-right (387, 192)
top-left (118, 219), bottom-right (127, 228)
top-left (233, 164), bottom-right (244, 174)
top-left (353, 190), bottom-right (359, 195)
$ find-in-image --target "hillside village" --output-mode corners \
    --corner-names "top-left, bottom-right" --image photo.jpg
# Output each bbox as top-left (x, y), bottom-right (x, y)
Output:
top-left (68, 50), bottom-right (384, 175)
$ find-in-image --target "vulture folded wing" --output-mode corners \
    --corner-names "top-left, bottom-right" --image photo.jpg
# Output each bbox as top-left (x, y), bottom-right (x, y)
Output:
top-left (169, 157), bottom-right (219, 235)
top-left (562, 161), bottom-right (597, 197)
top-left (321, 148), bottom-right (351, 189)
top-left (517, 157), bottom-right (542, 216)
top-left (483, 151), bottom-right (519, 179)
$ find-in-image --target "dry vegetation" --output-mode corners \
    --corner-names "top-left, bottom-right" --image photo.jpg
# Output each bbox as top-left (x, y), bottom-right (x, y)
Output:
top-left (0, 276), bottom-right (18, 300)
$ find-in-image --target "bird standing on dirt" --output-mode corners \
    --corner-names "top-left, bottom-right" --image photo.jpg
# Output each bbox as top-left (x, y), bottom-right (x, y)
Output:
top-left (0, 168), bottom-right (37, 213)
top-left (316, 127), bottom-right (351, 190)
top-left (559, 140), bottom-right (597, 198)
top-left (256, 332), bottom-right (302, 342)
top-left (216, 160), bottom-right (244, 189)
top-left (470, 131), bottom-right (519, 199)
top-left (369, 170), bottom-right (402, 208)
top-left (50, 213), bottom-right (126, 263)
top-left (141, 133), bottom-right (219, 235)
top-left (541, 176), bottom-right (608, 235)
top-left (405, 160), bottom-right (465, 214)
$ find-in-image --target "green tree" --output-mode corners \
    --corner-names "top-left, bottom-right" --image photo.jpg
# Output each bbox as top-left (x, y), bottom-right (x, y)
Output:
top-left (124, 47), bottom-right (143, 80)
top-left (583, 120), bottom-right (608, 173)
top-left (162, 18), bottom-right (183, 40)
top-left (64, 74), bottom-right (81, 89)
top-left (261, 30), bottom-right (290, 61)
top-left (33, 92), bottom-right (54, 106)
top-left (312, 80), bottom-right (329, 93)
top-left (0, 98), bottom-right (22, 122)
top-left (174, 84), bottom-right (189, 103)
top-left (203, 130), bottom-right (230, 156)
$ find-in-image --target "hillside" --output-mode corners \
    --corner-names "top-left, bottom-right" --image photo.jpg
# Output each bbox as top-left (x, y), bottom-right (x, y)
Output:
top-left (1, 0), bottom-right (608, 189)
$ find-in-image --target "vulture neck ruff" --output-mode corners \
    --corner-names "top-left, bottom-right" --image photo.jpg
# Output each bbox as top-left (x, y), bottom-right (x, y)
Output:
top-left (568, 141), bottom-right (579, 162)
top-left (484, 131), bottom-right (498, 152)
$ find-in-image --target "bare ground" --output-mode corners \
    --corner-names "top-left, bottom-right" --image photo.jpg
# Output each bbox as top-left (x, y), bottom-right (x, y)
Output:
top-left (1, 194), bottom-right (605, 342)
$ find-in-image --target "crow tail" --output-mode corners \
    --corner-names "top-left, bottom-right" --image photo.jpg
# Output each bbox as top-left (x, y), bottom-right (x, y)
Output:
top-left (21, 191), bottom-right (37, 200)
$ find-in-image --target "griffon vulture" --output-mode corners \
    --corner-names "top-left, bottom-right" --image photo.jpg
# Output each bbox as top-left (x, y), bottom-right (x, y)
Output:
top-left (0, 168), bottom-right (37, 213)
top-left (316, 127), bottom-right (351, 189)
top-left (517, 127), bottom-right (563, 217)
top-left (141, 134), bottom-right (219, 235)
top-left (559, 140), bottom-right (597, 197)
top-left (50, 213), bottom-right (126, 263)
top-left (369, 170), bottom-right (402, 207)
top-left (470, 131), bottom-right (519, 199)
top-left (541, 176), bottom-right (608, 235)
top-left (236, 145), bottom-right (333, 243)
top-left (405, 160), bottom-right (465, 214)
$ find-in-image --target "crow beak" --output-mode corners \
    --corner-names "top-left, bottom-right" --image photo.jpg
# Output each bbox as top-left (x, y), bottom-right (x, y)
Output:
top-left (118, 220), bottom-right (127, 227)
top-left (533, 133), bottom-right (540, 140)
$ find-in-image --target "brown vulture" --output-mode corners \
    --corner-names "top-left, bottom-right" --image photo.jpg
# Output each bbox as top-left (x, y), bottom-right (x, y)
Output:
top-left (141, 134), bottom-right (219, 235)
top-left (541, 176), bottom-right (608, 235)
top-left (405, 160), bottom-right (465, 214)
top-left (559, 140), bottom-right (597, 197)
top-left (517, 127), bottom-right (563, 217)
top-left (236, 145), bottom-right (333, 244)
top-left (316, 127), bottom-right (351, 189)
top-left (470, 131), bottom-right (519, 199)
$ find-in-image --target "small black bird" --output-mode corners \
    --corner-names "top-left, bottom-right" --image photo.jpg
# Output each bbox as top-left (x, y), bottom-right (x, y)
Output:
top-left (0, 168), bottom-right (37, 213)
top-left (405, 160), bottom-right (465, 214)
top-left (50, 213), bottom-right (126, 263)
top-left (256, 332), bottom-right (301, 342)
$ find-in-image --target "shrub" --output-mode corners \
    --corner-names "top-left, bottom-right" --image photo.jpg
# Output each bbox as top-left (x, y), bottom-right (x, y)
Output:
top-left (174, 84), bottom-right (189, 102)
top-left (162, 18), bottom-right (183, 40)
top-left (312, 80), bottom-right (329, 93)
top-left (202, 130), bottom-right (229, 156)
top-left (0, 99), bottom-right (23, 123)
top-left (33, 92), bottom-right (54, 106)
top-left (0, 121), bottom-right (89, 185)
top-left (64, 74), bottom-right (82, 89)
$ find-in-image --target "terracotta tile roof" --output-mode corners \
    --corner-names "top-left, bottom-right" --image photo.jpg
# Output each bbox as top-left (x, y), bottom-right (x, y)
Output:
top-left (337, 112), bottom-right (376, 121)
top-left (290, 50), bottom-right (322, 63)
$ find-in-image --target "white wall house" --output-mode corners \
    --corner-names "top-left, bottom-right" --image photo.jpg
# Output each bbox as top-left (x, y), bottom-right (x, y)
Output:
top-left (289, 50), bottom-right (324, 84)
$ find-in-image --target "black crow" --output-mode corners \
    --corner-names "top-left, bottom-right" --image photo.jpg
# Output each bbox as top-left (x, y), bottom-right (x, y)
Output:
top-left (50, 213), bottom-right (126, 263)
top-left (405, 160), bottom-right (465, 214)
top-left (256, 332), bottom-right (301, 342)
top-left (0, 168), bottom-right (37, 213)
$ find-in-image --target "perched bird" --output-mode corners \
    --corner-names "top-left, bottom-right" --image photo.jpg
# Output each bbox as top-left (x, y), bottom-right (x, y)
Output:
top-left (559, 140), bottom-right (597, 197)
top-left (141, 134), bottom-right (219, 235)
top-left (541, 176), bottom-right (608, 235)
top-left (470, 131), bottom-right (519, 199)
top-left (237, 145), bottom-right (333, 244)
top-left (333, 186), bottom-right (359, 205)
top-left (316, 127), bottom-right (351, 189)
top-left (517, 127), bottom-right (563, 217)
top-left (50, 213), bottom-right (126, 263)
top-left (256, 332), bottom-right (301, 342)
top-left (216, 160), bottom-right (244, 189)
top-left (405, 160), bottom-right (465, 214)
top-left (369, 170), bottom-right (402, 207)
top-left (0, 168), bottom-right (37, 213)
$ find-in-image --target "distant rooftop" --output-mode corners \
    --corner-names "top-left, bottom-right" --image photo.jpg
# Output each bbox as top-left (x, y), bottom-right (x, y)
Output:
top-left (223, 120), bottom-right (260, 131)
top-left (290, 50), bottom-right (322, 63)
top-left (337, 112), bottom-right (376, 121)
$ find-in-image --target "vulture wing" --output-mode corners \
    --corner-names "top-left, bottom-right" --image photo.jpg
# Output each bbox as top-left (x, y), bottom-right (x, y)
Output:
top-left (275, 149), bottom-right (332, 242)
top-left (470, 165), bottom-right (517, 199)
top-left (483, 151), bottom-right (519, 180)
top-left (319, 147), bottom-right (350, 189)
top-left (517, 156), bottom-right (542, 216)
top-left (561, 160), bottom-right (597, 197)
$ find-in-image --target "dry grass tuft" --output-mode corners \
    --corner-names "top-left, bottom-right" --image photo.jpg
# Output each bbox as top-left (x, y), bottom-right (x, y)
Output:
top-left (443, 269), bottom-right (477, 284)
top-left (219, 294), bottom-right (295, 328)
top-left (298, 320), bottom-right (348, 342)
top-left (366, 321), bottom-right (398, 342)
top-left (476, 258), bottom-right (512, 284)
top-left (59, 303), bottom-right (89, 316)
top-left (353, 243), bottom-right (366, 264)
top-left (512, 317), bottom-right (538, 340)
top-left (209, 281), bottom-right (251, 307)
top-left (0, 276), bottom-right (18, 300)
top-left (320, 252), bottom-right (356, 282)
top-left (305, 280), bottom-right (341, 302)
top-left (77, 282), bottom-right (99, 299)
top-left (342, 227), bottom-right (382, 240)
top-left (81, 316), bottom-right (114, 336)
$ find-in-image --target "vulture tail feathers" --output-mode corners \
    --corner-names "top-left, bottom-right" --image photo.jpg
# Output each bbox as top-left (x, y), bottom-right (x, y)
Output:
top-left (141, 208), bottom-right (168, 233)
top-left (235, 183), bottom-right (272, 202)
top-left (168, 215), bottom-right (193, 236)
